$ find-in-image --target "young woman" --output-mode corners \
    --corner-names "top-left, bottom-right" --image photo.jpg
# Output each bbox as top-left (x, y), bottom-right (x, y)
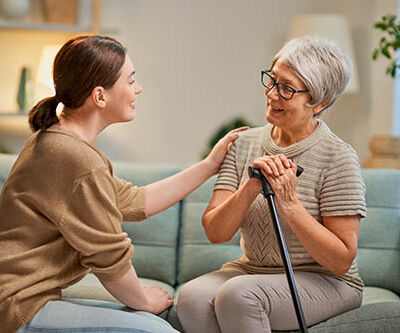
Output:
top-left (0, 35), bottom-right (247, 332)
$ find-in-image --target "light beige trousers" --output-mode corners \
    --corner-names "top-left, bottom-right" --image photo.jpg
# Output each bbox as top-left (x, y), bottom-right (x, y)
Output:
top-left (177, 269), bottom-right (362, 333)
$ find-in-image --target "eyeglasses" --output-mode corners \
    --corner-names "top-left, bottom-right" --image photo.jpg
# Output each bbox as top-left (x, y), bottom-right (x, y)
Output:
top-left (261, 70), bottom-right (309, 100)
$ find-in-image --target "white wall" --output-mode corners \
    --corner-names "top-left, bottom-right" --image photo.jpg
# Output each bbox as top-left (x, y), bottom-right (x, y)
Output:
top-left (98, 0), bottom-right (312, 165)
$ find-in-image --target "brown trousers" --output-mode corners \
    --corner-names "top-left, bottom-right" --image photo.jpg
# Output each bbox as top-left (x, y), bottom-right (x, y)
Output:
top-left (177, 269), bottom-right (362, 333)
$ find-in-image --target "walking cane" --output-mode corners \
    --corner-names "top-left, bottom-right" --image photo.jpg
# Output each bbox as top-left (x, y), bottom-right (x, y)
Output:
top-left (248, 165), bottom-right (308, 333)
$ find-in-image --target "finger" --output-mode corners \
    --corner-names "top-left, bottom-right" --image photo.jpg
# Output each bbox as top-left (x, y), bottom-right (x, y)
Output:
top-left (288, 159), bottom-right (297, 173)
top-left (265, 158), bottom-right (280, 177)
top-left (272, 155), bottom-right (286, 175)
top-left (252, 159), bottom-right (273, 175)
top-left (229, 126), bottom-right (250, 134)
top-left (221, 133), bottom-right (239, 145)
top-left (278, 154), bottom-right (291, 168)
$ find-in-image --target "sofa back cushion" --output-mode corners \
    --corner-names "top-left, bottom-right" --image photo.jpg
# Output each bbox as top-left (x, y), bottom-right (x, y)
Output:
top-left (106, 161), bottom-right (181, 286)
top-left (0, 153), bottom-right (17, 188)
top-left (177, 176), bottom-right (242, 284)
top-left (0, 154), bottom-right (181, 286)
top-left (358, 169), bottom-right (400, 295)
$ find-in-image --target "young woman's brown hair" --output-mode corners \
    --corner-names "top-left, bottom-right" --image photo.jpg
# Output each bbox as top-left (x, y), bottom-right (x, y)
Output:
top-left (29, 35), bottom-right (126, 132)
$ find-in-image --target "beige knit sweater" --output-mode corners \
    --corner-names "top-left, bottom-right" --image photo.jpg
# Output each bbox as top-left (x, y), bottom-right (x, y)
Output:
top-left (214, 120), bottom-right (366, 291)
top-left (0, 124), bottom-right (147, 332)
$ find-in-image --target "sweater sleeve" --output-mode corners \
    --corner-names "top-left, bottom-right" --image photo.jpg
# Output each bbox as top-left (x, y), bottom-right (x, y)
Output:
top-left (58, 168), bottom-right (133, 281)
top-left (214, 142), bottom-right (240, 192)
top-left (114, 176), bottom-right (148, 222)
top-left (320, 147), bottom-right (366, 218)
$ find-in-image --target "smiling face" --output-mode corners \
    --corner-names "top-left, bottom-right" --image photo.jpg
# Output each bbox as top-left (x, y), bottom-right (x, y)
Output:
top-left (104, 55), bottom-right (142, 124)
top-left (265, 59), bottom-right (316, 136)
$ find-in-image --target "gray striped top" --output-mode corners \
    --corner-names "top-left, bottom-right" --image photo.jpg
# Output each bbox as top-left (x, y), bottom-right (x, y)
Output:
top-left (214, 120), bottom-right (366, 291)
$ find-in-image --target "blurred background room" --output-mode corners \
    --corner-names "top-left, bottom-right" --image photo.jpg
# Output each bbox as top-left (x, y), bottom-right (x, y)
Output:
top-left (0, 0), bottom-right (399, 168)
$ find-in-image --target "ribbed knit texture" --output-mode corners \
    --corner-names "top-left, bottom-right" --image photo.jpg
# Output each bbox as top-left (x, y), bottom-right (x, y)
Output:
top-left (0, 124), bottom-right (147, 332)
top-left (214, 120), bottom-right (366, 291)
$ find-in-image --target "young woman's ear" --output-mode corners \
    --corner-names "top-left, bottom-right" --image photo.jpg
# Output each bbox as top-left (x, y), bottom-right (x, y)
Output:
top-left (92, 86), bottom-right (107, 108)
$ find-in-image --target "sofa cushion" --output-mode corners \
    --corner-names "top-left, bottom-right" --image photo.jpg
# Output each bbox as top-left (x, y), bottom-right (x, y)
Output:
top-left (358, 169), bottom-right (400, 295)
top-left (177, 176), bottom-right (243, 284)
top-left (110, 161), bottom-right (181, 286)
top-left (362, 286), bottom-right (400, 305)
top-left (303, 302), bottom-right (400, 333)
top-left (0, 153), bottom-right (17, 189)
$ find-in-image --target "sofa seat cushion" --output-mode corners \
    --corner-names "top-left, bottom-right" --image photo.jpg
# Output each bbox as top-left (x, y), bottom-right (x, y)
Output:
top-left (62, 273), bottom-right (175, 302)
top-left (363, 286), bottom-right (400, 305)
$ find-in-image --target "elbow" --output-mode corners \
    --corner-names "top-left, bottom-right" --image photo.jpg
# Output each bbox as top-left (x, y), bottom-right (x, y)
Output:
top-left (202, 215), bottom-right (231, 244)
top-left (330, 266), bottom-right (349, 277)
top-left (328, 257), bottom-right (354, 277)
top-left (207, 233), bottom-right (231, 244)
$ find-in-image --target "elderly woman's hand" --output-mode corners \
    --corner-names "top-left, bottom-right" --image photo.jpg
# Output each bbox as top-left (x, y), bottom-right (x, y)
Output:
top-left (252, 154), bottom-right (301, 214)
top-left (205, 126), bottom-right (249, 174)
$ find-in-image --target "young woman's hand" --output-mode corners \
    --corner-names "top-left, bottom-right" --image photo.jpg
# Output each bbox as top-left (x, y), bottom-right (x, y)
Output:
top-left (205, 126), bottom-right (249, 174)
top-left (143, 285), bottom-right (174, 314)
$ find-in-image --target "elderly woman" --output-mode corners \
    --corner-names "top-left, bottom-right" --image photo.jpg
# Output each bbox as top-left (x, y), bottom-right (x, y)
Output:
top-left (177, 36), bottom-right (366, 333)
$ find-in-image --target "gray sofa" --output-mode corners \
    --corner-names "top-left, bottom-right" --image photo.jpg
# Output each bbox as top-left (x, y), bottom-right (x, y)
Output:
top-left (0, 153), bottom-right (399, 332)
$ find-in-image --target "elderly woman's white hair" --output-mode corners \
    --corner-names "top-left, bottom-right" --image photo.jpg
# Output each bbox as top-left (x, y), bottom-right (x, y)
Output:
top-left (272, 35), bottom-right (352, 116)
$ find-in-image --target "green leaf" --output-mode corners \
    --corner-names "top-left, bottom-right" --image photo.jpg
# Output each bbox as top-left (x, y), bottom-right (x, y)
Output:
top-left (372, 48), bottom-right (380, 60)
top-left (374, 23), bottom-right (387, 30)
top-left (391, 64), bottom-right (396, 77)
top-left (382, 46), bottom-right (392, 59)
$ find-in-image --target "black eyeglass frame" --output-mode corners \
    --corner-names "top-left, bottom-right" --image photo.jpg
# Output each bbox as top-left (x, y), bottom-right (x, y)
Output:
top-left (261, 70), bottom-right (309, 100)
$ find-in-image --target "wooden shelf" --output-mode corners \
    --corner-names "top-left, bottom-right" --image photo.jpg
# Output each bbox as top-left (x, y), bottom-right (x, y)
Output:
top-left (0, 0), bottom-right (114, 34)
top-left (0, 19), bottom-right (91, 32)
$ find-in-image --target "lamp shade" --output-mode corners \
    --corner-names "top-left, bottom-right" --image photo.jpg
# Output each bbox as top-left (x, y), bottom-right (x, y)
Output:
top-left (288, 14), bottom-right (359, 94)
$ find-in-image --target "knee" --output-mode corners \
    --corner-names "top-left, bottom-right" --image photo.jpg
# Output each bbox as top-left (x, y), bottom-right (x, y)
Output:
top-left (214, 276), bottom-right (266, 315)
top-left (176, 278), bottom-right (214, 314)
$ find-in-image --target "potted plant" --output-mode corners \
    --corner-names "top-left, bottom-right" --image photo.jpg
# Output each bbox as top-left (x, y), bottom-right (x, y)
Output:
top-left (363, 14), bottom-right (400, 169)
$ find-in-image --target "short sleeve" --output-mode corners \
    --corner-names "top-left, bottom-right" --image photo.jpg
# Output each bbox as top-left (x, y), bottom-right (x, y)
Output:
top-left (113, 176), bottom-right (147, 222)
top-left (214, 142), bottom-right (240, 192)
top-left (58, 168), bottom-right (133, 281)
top-left (320, 148), bottom-right (366, 218)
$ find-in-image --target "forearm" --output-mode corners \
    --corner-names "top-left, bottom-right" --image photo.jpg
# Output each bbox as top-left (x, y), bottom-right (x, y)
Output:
top-left (100, 266), bottom-right (150, 311)
top-left (203, 179), bottom-right (261, 243)
top-left (282, 205), bottom-right (355, 275)
top-left (144, 159), bottom-right (217, 217)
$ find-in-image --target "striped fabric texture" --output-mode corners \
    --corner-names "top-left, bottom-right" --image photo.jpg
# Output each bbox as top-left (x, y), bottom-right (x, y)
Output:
top-left (214, 120), bottom-right (366, 291)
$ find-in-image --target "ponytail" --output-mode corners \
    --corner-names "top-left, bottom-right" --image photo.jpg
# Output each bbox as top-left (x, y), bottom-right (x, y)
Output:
top-left (28, 96), bottom-right (60, 132)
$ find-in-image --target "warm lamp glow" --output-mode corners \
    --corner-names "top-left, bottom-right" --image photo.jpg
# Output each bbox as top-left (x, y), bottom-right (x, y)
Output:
top-left (35, 44), bottom-right (62, 99)
top-left (288, 14), bottom-right (359, 94)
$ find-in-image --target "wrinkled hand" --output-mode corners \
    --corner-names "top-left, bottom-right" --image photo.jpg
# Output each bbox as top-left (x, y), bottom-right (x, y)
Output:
top-left (206, 126), bottom-right (249, 173)
top-left (143, 285), bottom-right (173, 314)
top-left (252, 154), bottom-right (300, 215)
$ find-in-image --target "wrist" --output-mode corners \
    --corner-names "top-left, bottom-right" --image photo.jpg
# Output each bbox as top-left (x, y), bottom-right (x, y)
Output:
top-left (280, 199), bottom-right (305, 219)
top-left (203, 157), bottom-right (220, 175)
top-left (244, 178), bottom-right (262, 196)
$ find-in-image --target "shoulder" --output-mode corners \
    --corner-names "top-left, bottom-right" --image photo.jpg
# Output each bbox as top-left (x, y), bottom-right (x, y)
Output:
top-left (323, 131), bottom-right (360, 163)
top-left (34, 128), bottom-right (112, 177)
top-left (234, 126), bottom-right (265, 153)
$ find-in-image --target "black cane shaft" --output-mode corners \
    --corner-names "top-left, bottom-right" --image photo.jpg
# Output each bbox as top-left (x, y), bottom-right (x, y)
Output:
top-left (247, 166), bottom-right (308, 332)
top-left (266, 196), bottom-right (308, 333)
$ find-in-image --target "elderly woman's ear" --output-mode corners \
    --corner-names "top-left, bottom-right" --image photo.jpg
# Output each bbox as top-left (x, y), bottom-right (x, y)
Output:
top-left (312, 103), bottom-right (328, 117)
